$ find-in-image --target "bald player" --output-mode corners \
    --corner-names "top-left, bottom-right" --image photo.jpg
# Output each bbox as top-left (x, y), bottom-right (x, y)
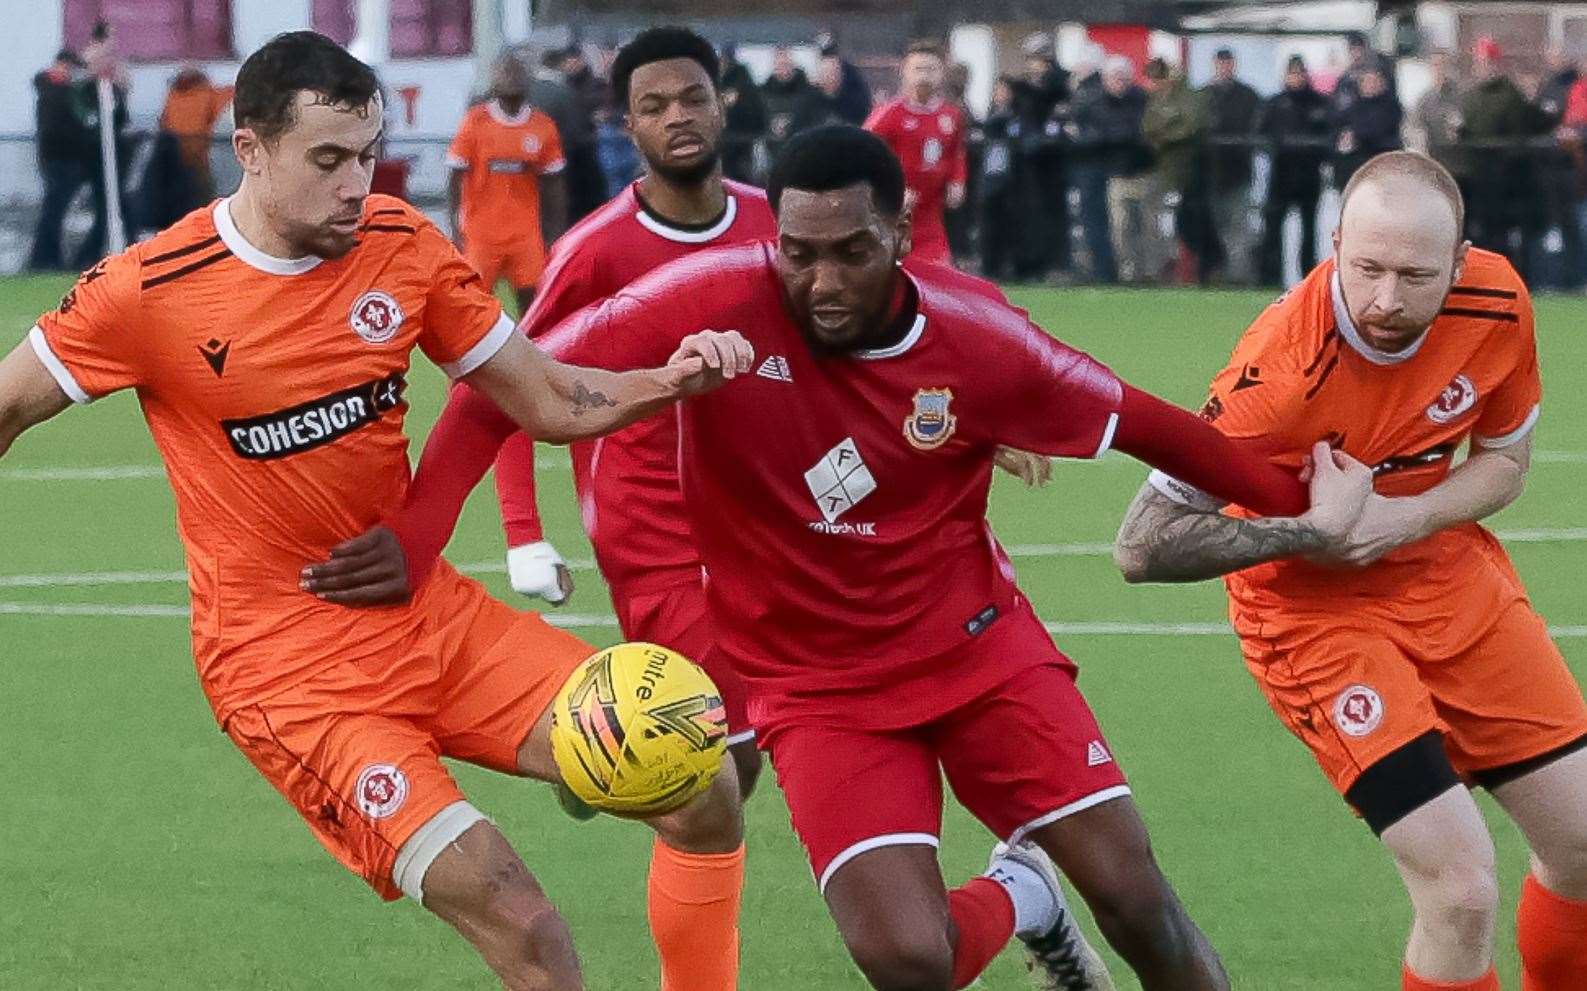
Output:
top-left (1115, 151), bottom-right (1587, 991)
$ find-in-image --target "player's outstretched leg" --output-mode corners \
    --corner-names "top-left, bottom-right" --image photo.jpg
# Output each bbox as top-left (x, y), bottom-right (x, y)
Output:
top-left (414, 816), bottom-right (583, 990)
top-left (1027, 795), bottom-right (1229, 991)
top-left (1490, 745), bottom-right (1587, 991)
top-left (1379, 785), bottom-right (1502, 990)
top-left (644, 756), bottom-right (747, 991)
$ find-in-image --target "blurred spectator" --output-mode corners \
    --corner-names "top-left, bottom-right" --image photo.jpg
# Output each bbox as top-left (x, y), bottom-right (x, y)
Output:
top-left (1538, 45), bottom-right (1579, 125)
top-left (978, 76), bottom-right (1023, 279)
top-left (718, 46), bottom-right (766, 183)
top-left (1143, 57), bottom-right (1217, 281)
top-left (944, 62), bottom-right (979, 263)
top-left (1332, 61), bottom-right (1401, 186)
top-left (1256, 55), bottom-right (1331, 285)
top-left (1010, 31), bottom-right (1072, 279)
top-left (1095, 56), bottom-right (1163, 283)
top-left (1203, 48), bottom-right (1260, 282)
top-left (1331, 31), bottom-right (1393, 110)
top-left (1068, 55), bottom-right (1149, 283)
top-left (156, 66), bottom-right (232, 211)
top-left (594, 103), bottom-right (641, 198)
top-left (762, 48), bottom-right (815, 165)
top-left (527, 48), bottom-right (597, 217)
top-left (1409, 50), bottom-right (1461, 162)
top-left (1536, 48), bottom-right (1582, 288)
top-left (1460, 38), bottom-right (1549, 280)
top-left (815, 32), bottom-right (872, 125)
top-left (555, 45), bottom-right (613, 220)
top-left (795, 54), bottom-right (851, 133)
top-left (27, 49), bottom-right (93, 271)
top-left (74, 21), bottom-right (132, 269)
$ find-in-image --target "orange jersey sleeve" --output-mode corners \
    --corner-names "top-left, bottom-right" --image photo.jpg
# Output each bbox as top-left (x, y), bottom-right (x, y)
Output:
top-left (32, 252), bottom-right (145, 402)
top-left (529, 113), bottom-right (565, 174)
top-left (1469, 281), bottom-right (1541, 447)
top-left (445, 110), bottom-right (480, 170)
top-left (411, 216), bottom-right (514, 376)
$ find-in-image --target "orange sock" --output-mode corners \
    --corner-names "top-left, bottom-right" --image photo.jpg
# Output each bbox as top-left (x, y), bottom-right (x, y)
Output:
top-left (1401, 964), bottom-right (1499, 990)
top-left (647, 838), bottom-right (744, 991)
top-left (1518, 873), bottom-right (1587, 991)
top-left (948, 876), bottom-right (1016, 990)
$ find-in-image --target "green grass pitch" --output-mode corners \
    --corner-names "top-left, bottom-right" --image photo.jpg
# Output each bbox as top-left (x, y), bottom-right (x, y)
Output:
top-left (0, 272), bottom-right (1581, 989)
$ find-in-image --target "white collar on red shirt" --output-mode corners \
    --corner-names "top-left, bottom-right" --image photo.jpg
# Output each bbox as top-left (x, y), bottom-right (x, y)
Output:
top-left (215, 197), bottom-right (323, 277)
top-left (903, 97), bottom-right (946, 114)
top-left (487, 100), bottom-right (534, 126)
top-left (854, 313), bottom-right (926, 360)
top-left (1329, 269), bottom-right (1428, 365)
top-left (634, 192), bottom-right (740, 244)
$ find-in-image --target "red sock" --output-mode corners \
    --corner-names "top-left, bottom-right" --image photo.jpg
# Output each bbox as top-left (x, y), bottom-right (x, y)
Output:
top-left (1519, 873), bottom-right (1587, 991)
top-left (647, 839), bottom-right (744, 991)
top-left (948, 876), bottom-right (1016, 989)
top-left (1401, 964), bottom-right (1499, 990)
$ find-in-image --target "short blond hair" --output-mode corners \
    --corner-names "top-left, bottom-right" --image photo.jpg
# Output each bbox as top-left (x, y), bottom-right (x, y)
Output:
top-left (1340, 150), bottom-right (1465, 239)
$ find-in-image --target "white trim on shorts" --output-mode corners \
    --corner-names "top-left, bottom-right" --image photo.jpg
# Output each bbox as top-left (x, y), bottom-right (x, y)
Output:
top-left (817, 831), bottom-right (939, 895)
top-left (1005, 784), bottom-right (1133, 849)
top-left (393, 800), bottom-right (490, 902)
top-left (725, 728), bottom-right (757, 747)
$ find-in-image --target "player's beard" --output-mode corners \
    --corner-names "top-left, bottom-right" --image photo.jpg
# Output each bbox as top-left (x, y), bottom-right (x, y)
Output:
top-left (793, 250), bottom-right (906, 358)
top-left (644, 148), bottom-right (721, 186)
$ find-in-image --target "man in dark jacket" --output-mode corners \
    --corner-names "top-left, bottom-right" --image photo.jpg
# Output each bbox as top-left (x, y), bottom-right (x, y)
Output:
top-left (1332, 60), bottom-right (1401, 186)
top-left (718, 47), bottom-right (766, 183)
top-left (761, 48), bottom-right (817, 165)
top-left (1067, 55), bottom-right (1149, 283)
top-left (27, 50), bottom-right (94, 271)
top-left (1256, 55), bottom-right (1332, 285)
top-left (1461, 38), bottom-right (1551, 279)
top-left (1204, 48), bottom-right (1260, 282)
top-left (1010, 32), bottom-right (1072, 279)
top-left (815, 32), bottom-right (872, 125)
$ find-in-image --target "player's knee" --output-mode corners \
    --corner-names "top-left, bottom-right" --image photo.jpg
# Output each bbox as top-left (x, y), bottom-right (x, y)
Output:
top-left (480, 884), bottom-right (577, 963)
top-left (846, 929), bottom-right (954, 991)
top-left (1414, 862), bottom-right (1500, 944)
top-left (1533, 826), bottom-right (1587, 885)
top-left (650, 758), bottom-right (744, 853)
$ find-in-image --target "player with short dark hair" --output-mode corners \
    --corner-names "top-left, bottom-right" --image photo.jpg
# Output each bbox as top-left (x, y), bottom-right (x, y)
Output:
top-left (312, 124), bottom-right (1378, 990)
top-left (1117, 150), bottom-right (1587, 991)
top-left (0, 29), bottom-right (751, 990)
top-left (609, 25), bottom-right (721, 111)
top-left (863, 40), bottom-right (966, 265)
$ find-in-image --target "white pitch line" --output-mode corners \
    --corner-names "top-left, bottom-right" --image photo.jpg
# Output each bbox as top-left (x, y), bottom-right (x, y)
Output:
top-left (3, 601), bottom-right (1582, 638)
top-left (4, 526), bottom-right (1582, 591)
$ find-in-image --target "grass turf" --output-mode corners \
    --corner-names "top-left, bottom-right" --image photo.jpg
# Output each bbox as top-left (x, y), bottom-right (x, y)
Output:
top-left (0, 272), bottom-right (1581, 989)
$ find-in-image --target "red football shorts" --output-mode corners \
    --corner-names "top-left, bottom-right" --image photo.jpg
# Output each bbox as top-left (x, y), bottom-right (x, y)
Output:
top-left (222, 562), bottom-right (590, 899)
top-left (611, 580), bottom-right (753, 745)
top-left (761, 619), bottom-right (1129, 892)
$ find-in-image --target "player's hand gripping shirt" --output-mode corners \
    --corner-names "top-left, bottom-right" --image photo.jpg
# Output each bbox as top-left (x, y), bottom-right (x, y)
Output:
top-left (497, 180), bottom-right (777, 596)
top-left (31, 195), bottom-right (514, 721)
top-left (537, 242), bottom-right (1123, 722)
top-left (1151, 249), bottom-right (1542, 636)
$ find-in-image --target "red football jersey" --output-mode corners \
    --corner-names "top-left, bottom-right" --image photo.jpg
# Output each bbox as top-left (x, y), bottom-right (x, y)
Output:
top-left (496, 180), bottom-right (776, 596)
top-left (863, 98), bottom-right (967, 222)
top-left (537, 243), bottom-right (1123, 727)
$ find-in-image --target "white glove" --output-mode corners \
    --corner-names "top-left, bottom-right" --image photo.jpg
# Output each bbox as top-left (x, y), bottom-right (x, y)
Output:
top-left (506, 541), bottom-right (574, 606)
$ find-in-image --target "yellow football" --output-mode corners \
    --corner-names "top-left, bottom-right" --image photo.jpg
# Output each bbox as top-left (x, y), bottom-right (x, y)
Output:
top-left (549, 642), bottom-right (728, 818)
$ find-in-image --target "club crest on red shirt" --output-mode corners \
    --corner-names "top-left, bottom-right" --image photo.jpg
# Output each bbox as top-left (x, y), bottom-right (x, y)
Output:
top-left (904, 388), bottom-right (957, 450)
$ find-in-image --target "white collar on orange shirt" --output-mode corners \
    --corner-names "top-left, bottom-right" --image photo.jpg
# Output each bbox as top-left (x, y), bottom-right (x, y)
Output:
top-left (487, 100), bottom-right (534, 127)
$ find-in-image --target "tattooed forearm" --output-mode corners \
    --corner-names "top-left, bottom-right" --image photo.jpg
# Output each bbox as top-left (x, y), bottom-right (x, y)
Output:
top-left (1113, 485), bottom-right (1327, 583)
top-left (570, 381), bottom-right (619, 415)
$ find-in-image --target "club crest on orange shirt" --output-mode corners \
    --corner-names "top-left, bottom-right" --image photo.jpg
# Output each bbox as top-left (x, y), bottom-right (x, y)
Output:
top-left (1333, 684), bottom-right (1384, 737)
top-left (1426, 374), bottom-right (1477, 424)
top-left (350, 290), bottom-right (405, 345)
top-left (904, 388), bottom-right (956, 450)
top-left (355, 763), bottom-right (409, 819)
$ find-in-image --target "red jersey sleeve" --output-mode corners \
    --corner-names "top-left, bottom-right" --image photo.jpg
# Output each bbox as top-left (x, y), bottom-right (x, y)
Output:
top-left (990, 323), bottom-right (1125, 459)
top-left (520, 241), bottom-right (602, 340)
top-left (32, 253), bottom-right (144, 402)
top-left (862, 102), bottom-right (896, 135)
top-left (1471, 285), bottom-right (1542, 448)
top-left (949, 111), bottom-right (969, 186)
top-left (414, 221), bottom-right (514, 377)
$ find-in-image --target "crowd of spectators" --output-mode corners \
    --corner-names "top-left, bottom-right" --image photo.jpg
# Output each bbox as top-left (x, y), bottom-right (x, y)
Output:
top-left (29, 25), bottom-right (1587, 291)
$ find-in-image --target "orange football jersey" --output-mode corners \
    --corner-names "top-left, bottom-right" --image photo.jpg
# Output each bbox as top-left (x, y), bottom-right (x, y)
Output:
top-left (30, 194), bottom-right (514, 721)
top-left (446, 100), bottom-right (565, 246)
top-left (1151, 249), bottom-right (1542, 636)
